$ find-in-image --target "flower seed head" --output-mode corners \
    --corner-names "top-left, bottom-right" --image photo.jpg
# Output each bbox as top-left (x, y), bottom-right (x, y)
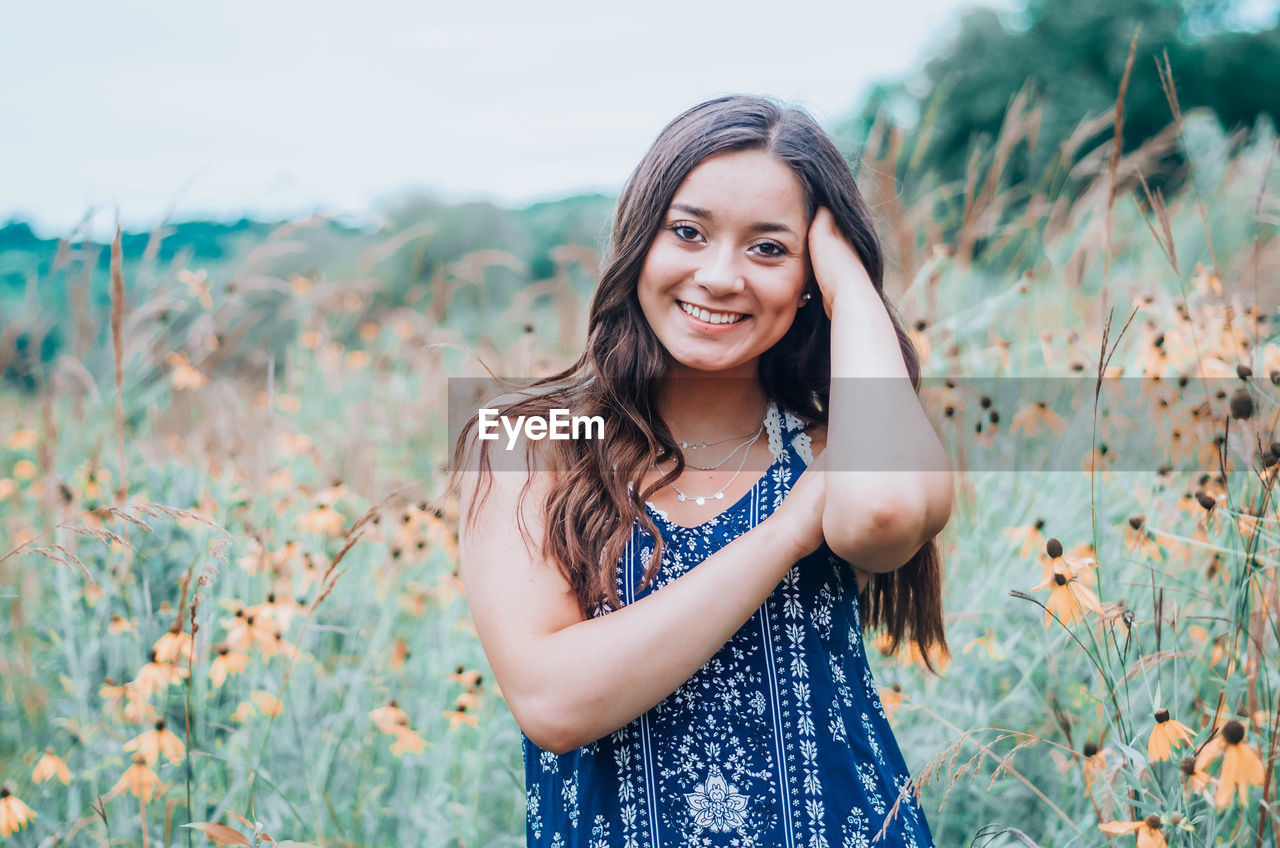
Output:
top-left (1034, 518), bottom-right (1044, 531)
top-left (1129, 515), bottom-right (1144, 530)
top-left (1144, 815), bottom-right (1161, 830)
top-left (1180, 756), bottom-right (1196, 776)
top-left (214, 642), bottom-right (229, 655)
top-left (1053, 573), bottom-right (1067, 586)
top-left (1195, 491), bottom-right (1216, 510)
top-left (1229, 388), bottom-right (1254, 420)
top-left (0, 788), bottom-right (9, 798)
top-left (155, 719), bottom-right (166, 730)
top-left (1083, 741), bottom-right (1098, 757)
top-left (1046, 538), bottom-right (1063, 558)
top-left (1236, 364), bottom-right (1252, 380)
top-left (1223, 720), bottom-right (1245, 744)
top-left (1154, 708), bottom-right (1170, 723)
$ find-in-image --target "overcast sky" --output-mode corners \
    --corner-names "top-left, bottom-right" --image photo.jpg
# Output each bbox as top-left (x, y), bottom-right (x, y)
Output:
top-left (4, 0), bottom-right (1270, 239)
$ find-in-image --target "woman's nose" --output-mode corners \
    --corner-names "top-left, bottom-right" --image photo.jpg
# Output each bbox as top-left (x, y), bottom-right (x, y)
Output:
top-left (692, 245), bottom-right (745, 292)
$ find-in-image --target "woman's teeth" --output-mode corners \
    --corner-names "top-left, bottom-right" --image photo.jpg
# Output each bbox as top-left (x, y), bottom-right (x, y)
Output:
top-left (679, 301), bottom-right (747, 325)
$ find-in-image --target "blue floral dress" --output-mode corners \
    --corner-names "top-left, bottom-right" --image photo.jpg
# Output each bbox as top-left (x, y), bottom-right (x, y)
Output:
top-left (521, 401), bottom-right (937, 848)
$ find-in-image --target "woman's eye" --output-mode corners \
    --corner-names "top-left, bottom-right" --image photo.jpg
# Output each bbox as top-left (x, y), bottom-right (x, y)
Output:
top-left (668, 225), bottom-right (786, 257)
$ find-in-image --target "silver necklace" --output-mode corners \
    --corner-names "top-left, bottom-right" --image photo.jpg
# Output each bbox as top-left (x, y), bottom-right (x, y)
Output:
top-left (681, 423), bottom-right (761, 450)
top-left (655, 418), bottom-right (766, 506)
top-left (659, 423), bottom-right (763, 471)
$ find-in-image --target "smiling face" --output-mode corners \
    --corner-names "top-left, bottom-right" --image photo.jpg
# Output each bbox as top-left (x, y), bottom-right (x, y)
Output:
top-left (637, 148), bottom-right (812, 380)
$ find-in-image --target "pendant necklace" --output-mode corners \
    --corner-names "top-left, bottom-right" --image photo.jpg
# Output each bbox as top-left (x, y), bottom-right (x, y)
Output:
top-left (656, 413), bottom-right (767, 506)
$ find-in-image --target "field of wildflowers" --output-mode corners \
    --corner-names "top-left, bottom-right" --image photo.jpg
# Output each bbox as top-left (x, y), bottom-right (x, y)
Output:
top-left (2, 64), bottom-right (1279, 847)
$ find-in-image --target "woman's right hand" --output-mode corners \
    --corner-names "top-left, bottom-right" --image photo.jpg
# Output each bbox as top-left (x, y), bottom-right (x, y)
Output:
top-left (769, 449), bottom-right (827, 559)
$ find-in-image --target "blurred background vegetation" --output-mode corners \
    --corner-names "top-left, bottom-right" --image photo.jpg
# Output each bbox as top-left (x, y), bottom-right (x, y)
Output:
top-left (4, 0), bottom-right (1278, 392)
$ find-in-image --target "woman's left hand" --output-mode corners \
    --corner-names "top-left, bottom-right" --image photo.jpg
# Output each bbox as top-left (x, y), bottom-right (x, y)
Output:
top-left (807, 206), bottom-right (873, 319)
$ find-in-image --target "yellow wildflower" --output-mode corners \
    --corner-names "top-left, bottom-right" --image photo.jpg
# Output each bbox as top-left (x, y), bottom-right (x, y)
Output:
top-left (1193, 719), bottom-right (1266, 809)
top-left (1031, 557), bottom-right (1102, 629)
top-left (112, 754), bottom-right (162, 804)
top-left (1147, 709), bottom-right (1195, 762)
top-left (370, 700), bottom-right (410, 733)
top-left (443, 705), bottom-right (479, 731)
top-left (390, 724), bottom-right (428, 757)
top-left (1098, 815), bottom-right (1167, 848)
top-left (250, 691), bottom-right (283, 717)
top-left (209, 643), bottom-right (250, 688)
top-left (133, 650), bottom-right (189, 698)
top-left (153, 622), bottom-right (193, 664)
top-left (32, 748), bottom-right (71, 785)
top-left (123, 718), bottom-right (185, 766)
top-left (109, 615), bottom-right (137, 636)
top-left (0, 787), bottom-right (37, 837)
top-left (878, 684), bottom-right (904, 720)
top-left (447, 667), bottom-right (482, 689)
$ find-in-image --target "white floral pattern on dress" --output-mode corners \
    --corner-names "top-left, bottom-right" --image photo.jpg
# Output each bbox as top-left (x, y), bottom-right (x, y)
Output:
top-left (684, 765), bottom-right (750, 832)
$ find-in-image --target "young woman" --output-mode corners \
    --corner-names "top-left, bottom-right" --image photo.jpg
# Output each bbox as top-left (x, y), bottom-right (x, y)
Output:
top-left (450, 94), bottom-right (954, 848)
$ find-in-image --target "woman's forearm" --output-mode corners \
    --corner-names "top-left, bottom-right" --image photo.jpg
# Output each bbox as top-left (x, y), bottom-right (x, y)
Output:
top-left (532, 514), bottom-right (804, 754)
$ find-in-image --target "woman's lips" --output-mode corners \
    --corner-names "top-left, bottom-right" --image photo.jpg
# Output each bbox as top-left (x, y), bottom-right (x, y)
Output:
top-left (677, 300), bottom-right (749, 331)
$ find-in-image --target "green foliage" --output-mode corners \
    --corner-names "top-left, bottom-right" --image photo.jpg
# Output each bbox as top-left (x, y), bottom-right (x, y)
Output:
top-left (840, 0), bottom-right (1280, 195)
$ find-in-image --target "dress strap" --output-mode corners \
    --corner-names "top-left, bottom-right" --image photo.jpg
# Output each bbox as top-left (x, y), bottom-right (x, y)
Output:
top-left (780, 406), bottom-right (815, 467)
top-left (763, 401), bottom-right (786, 461)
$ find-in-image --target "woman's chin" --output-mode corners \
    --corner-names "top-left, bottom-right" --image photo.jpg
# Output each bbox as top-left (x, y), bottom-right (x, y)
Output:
top-left (667, 356), bottom-right (757, 377)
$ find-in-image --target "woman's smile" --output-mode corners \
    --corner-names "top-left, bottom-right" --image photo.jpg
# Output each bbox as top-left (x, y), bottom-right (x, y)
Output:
top-left (676, 299), bottom-right (751, 329)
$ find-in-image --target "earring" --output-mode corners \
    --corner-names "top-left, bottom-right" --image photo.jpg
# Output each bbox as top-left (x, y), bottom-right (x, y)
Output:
top-left (800, 291), bottom-right (812, 306)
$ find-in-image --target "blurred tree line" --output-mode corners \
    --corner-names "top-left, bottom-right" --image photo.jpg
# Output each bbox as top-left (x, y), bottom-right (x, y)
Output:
top-left (837, 0), bottom-right (1279, 192)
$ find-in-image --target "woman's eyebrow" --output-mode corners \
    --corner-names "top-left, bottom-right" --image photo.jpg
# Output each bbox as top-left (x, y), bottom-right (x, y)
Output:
top-left (670, 203), bottom-right (798, 237)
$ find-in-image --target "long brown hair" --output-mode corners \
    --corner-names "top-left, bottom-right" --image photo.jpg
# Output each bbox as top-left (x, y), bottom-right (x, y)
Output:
top-left (446, 93), bottom-right (949, 675)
